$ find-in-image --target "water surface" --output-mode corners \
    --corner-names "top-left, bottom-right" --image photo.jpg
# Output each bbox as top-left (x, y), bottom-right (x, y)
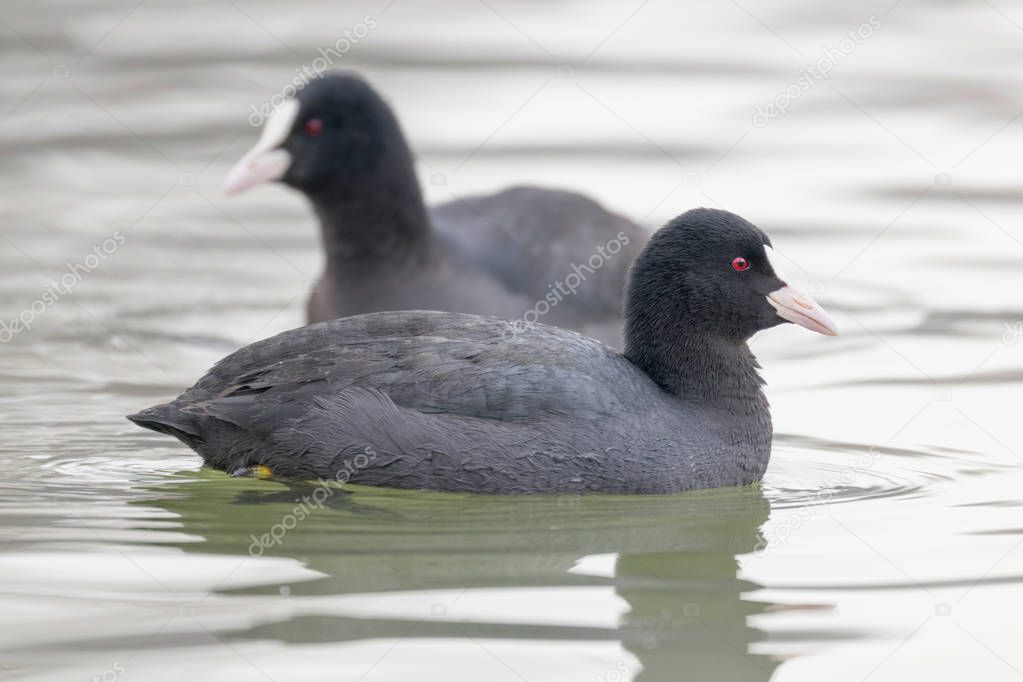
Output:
top-left (1, 0), bottom-right (1021, 679)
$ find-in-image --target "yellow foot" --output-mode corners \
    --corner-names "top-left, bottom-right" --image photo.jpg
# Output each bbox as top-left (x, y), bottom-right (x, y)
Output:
top-left (229, 465), bottom-right (274, 479)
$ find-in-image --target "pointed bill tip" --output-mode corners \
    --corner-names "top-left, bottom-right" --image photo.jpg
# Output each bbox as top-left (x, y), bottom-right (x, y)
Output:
top-left (767, 285), bottom-right (838, 336)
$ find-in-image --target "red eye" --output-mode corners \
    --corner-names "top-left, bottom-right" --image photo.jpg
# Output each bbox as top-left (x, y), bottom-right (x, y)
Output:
top-left (304, 118), bottom-right (324, 136)
top-left (731, 257), bottom-right (750, 271)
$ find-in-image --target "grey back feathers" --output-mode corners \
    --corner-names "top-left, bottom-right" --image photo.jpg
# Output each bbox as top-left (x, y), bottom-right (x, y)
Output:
top-left (128, 311), bottom-right (770, 493)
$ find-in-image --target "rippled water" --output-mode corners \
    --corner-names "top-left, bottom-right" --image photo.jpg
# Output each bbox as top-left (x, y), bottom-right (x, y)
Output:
top-left (2, 0), bottom-right (1021, 680)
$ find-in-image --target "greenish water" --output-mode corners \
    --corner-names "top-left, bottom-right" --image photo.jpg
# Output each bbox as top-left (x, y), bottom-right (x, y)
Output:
top-left (2, 0), bottom-right (1022, 680)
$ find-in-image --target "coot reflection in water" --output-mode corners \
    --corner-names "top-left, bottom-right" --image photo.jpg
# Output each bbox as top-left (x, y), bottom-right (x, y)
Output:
top-left (129, 475), bottom-right (780, 681)
top-left (3, 0), bottom-right (1022, 679)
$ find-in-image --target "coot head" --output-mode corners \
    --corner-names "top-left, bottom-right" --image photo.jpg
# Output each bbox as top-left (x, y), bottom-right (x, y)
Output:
top-left (625, 208), bottom-right (836, 350)
top-left (224, 73), bottom-right (410, 198)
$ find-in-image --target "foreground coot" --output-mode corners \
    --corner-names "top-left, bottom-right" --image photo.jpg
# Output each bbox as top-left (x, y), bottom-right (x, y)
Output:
top-left (128, 208), bottom-right (836, 494)
top-left (224, 72), bottom-right (643, 347)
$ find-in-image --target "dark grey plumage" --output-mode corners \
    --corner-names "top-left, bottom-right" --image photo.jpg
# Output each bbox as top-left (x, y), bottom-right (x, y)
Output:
top-left (231, 73), bottom-right (643, 347)
top-left (130, 208), bottom-right (836, 494)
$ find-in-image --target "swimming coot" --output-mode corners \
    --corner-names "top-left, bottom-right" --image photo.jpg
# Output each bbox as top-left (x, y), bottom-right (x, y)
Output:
top-left (224, 72), bottom-right (643, 347)
top-left (128, 208), bottom-right (836, 494)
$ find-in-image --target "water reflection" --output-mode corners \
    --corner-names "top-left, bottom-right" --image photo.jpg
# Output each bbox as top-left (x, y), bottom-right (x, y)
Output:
top-left (133, 474), bottom-right (779, 680)
top-left (3, 0), bottom-right (1022, 677)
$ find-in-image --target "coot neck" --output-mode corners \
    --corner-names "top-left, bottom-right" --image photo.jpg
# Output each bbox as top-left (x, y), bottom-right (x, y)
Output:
top-left (624, 331), bottom-right (766, 415)
top-left (309, 166), bottom-right (432, 270)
